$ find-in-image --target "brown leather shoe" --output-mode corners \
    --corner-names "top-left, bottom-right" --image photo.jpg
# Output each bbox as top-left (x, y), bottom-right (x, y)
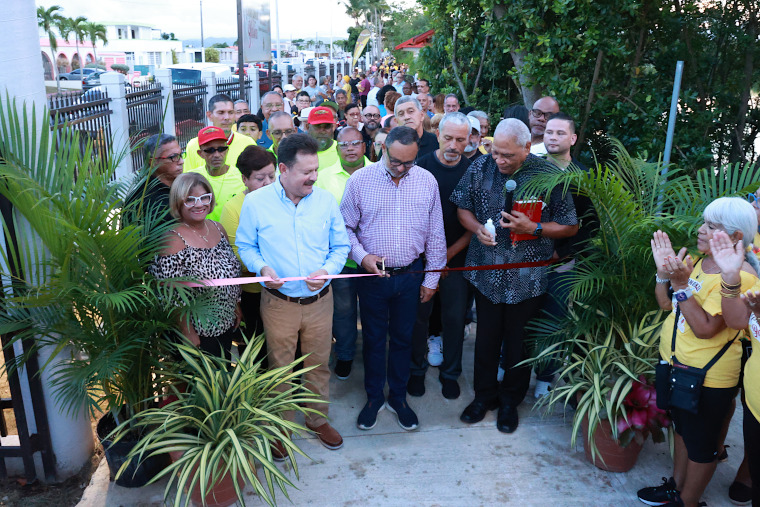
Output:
top-left (306, 422), bottom-right (343, 450)
top-left (271, 439), bottom-right (288, 462)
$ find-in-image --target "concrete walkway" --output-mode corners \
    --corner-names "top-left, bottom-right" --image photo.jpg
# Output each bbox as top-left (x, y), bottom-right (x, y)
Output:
top-left (77, 334), bottom-right (746, 506)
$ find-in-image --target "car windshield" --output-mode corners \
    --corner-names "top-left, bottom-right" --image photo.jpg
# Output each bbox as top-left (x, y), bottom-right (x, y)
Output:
top-left (171, 68), bottom-right (201, 84)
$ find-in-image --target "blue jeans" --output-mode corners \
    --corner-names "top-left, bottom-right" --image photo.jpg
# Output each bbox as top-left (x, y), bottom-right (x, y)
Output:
top-left (358, 258), bottom-right (424, 402)
top-left (411, 270), bottom-right (469, 380)
top-left (332, 265), bottom-right (360, 362)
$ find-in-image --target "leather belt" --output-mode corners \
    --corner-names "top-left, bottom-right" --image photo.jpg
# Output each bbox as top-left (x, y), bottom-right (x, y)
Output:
top-left (384, 258), bottom-right (420, 276)
top-left (266, 285), bottom-right (330, 305)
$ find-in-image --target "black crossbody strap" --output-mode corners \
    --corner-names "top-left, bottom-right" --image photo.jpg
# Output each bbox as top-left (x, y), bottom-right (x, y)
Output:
top-left (702, 332), bottom-right (741, 371)
top-left (670, 257), bottom-right (703, 359)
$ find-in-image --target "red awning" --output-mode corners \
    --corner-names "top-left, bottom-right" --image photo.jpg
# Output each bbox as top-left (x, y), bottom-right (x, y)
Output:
top-left (394, 29), bottom-right (435, 51)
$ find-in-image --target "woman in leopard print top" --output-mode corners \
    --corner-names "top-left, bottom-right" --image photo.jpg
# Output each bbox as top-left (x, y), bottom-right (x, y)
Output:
top-left (150, 173), bottom-right (242, 357)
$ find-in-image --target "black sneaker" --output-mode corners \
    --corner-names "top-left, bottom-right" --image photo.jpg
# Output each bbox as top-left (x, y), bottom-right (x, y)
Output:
top-left (386, 398), bottom-right (419, 431)
top-left (356, 398), bottom-right (385, 430)
top-left (407, 375), bottom-right (425, 397)
top-left (440, 377), bottom-right (460, 399)
top-left (728, 480), bottom-right (752, 505)
top-left (334, 359), bottom-right (352, 380)
top-left (637, 477), bottom-right (679, 506)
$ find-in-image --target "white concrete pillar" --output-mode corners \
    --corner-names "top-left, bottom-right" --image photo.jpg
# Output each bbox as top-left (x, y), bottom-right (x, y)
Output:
top-left (251, 70), bottom-right (260, 111)
top-left (0, 0), bottom-right (93, 482)
top-left (154, 69), bottom-right (176, 136)
top-left (101, 72), bottom-right (134, 180)
top-left (202, 70), bottom-right (217, 109)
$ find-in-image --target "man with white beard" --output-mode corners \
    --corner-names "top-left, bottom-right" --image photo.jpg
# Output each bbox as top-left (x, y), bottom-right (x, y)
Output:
top-left (407, 112), bottom-right (473, 400)
top-left (464, 115), bottom-right (484, 162)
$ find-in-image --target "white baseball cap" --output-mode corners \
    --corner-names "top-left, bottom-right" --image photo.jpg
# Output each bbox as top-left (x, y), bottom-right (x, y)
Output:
top-left (468, 115), bottom-right (481, 134)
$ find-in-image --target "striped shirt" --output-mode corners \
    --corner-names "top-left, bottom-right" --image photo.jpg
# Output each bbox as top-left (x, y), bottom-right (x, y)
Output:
top-left (340, 160), bottom-right (447, 289)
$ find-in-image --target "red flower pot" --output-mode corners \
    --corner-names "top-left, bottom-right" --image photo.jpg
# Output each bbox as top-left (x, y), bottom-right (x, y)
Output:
top-left (581, 416), bottom-right (644, 473)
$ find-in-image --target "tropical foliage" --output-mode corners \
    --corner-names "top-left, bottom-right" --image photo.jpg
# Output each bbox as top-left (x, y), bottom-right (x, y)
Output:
top-left (114, 338), bottom-right (322, 507)
top-left (523, 139), bottom-right (760, 455)
top-left (417, 0), bottom-right (760, 171)
top-left (0, 96), bottom-right (208, 424)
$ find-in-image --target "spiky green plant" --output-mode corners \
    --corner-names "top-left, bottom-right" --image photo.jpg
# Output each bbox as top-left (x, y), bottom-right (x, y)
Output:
top-left (522, 139), bottom-right (760, 455)
top-left (0, 95), bottom-right (210, 424)
top-left (113, 336), bottom-right (323, 507)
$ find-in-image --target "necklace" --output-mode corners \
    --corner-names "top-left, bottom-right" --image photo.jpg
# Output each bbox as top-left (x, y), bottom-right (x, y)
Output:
top-left (186, 220), bottom-right (210, 244)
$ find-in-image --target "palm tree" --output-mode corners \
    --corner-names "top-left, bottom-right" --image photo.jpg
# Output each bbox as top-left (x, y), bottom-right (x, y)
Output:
top-left (343, 0), bottom-right (368, 27)
top-left (68, 16), bottom-right (89, 84)
top-left (83, 22), bottom-right (108, 70)
top-left (37, 5), bottom-right (65, 91)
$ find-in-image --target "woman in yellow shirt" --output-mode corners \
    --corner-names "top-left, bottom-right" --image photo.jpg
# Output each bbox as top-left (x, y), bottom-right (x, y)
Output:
top-left (639, 197), bottom-right (758, 507)
top-left (708, 223), bottom-right (760, 507)
top-left (219, 145), bottom-right (276, 359)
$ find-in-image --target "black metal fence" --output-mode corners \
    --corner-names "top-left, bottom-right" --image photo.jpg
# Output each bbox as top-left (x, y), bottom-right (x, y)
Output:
top-left (172, 81), bottom-right (208, 150)
top-left (216, 77), bottom-right (253, 104)
top-left (126, 83), bottom-right (164, 170)
top-left (48, 90), bottom-right (113, 170)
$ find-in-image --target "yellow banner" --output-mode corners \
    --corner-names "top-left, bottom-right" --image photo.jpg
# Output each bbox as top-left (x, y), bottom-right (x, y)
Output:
top-left (352, 29), bottom-right (372, 69)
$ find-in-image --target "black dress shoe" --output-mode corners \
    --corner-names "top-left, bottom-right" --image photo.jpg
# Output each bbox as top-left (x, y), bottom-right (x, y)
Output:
top-left (407, 375), bottom-right (426, 397)
top-left (496, 405), bottom-right (519, 433)
top-left (460, 399), bottom-right (499, 424)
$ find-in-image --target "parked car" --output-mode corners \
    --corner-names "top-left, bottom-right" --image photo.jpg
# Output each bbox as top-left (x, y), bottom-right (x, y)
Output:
top-left (82, 71), bottom-right (107, 90)
top-left (59, 68), bottom-right (102, 80)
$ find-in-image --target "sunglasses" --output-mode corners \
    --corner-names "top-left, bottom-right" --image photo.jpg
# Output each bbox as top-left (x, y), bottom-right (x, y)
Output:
top-left (201, 146), bottom-right (229, 154)
top-left (338, 140), bottom-right (363, 148)
top-left (183, 193), bottom-right (213, 207)
top-left (529, 109), bottom-right (552, 120)
top-left (156, 151), bottom-right (186, 163)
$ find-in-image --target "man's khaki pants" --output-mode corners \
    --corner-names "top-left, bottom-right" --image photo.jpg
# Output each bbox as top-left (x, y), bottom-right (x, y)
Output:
top-left (260, 288), bottom-right (333, 427)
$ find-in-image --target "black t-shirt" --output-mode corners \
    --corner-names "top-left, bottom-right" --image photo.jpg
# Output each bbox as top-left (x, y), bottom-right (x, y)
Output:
top-left (417, 130), bottom-right (438, 158)
top-left (416, 150), bottom-right (472, 268)
top-left (552, 157), bottom-right (599, 259)
top-left (349, 77), bottom-right (361, 96)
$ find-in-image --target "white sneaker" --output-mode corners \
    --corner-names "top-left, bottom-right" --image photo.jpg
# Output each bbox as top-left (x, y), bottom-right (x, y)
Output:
top-left (463, 322), bottom-right (475, 340)
top-left (534, 380), bottom-right (551, 399)
top-left (427, 335), bottom-right (443, 366)
top-left (497, 365), bottom-right (505, 382)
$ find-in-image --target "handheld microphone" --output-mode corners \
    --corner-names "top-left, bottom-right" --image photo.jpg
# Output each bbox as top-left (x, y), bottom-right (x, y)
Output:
top-left (504, 179), bottom-right (517, 213)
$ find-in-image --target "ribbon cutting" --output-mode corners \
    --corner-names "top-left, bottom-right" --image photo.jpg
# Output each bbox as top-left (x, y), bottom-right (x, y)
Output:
top-left (183, 259), bottom-right (557, 287)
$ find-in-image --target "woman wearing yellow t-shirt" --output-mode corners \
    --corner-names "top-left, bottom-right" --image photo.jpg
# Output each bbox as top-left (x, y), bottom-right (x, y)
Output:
top-left (638, 197), bottom-right (758, 507)
top-left (219, 145), bottom-right (276, 357)
top-left (708, 226), bottom-right (760, 506)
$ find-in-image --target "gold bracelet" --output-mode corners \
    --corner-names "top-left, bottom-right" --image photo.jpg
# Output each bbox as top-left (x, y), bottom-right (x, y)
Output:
top-left (721, 280), bottom-right (741, 290)
top-left (720, 289), bottom-right (740, 298)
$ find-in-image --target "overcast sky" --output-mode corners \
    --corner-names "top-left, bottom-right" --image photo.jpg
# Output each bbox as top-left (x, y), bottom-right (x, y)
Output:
top-left (44, 0), bottom-right (368, 41)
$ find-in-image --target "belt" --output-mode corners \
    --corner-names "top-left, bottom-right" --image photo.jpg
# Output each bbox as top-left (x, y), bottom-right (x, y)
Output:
top-left (384, 258), bottom-right (420, 276)
top-left (266, 285), bottom-right (330, 305)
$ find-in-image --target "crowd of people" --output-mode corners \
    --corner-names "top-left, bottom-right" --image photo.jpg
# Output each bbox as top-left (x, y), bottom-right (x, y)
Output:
top-left (129, 65), bottom-right (759, 507)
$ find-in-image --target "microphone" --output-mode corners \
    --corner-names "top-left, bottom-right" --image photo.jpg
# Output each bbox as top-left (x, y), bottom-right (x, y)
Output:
top-left (504, 179), bottom-right (517, 213)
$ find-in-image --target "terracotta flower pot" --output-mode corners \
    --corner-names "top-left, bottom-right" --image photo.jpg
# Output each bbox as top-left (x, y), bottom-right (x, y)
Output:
top-left (170, 451), bottom-right (249, 507)
top-left (581, 415), bottom-right (644, 473)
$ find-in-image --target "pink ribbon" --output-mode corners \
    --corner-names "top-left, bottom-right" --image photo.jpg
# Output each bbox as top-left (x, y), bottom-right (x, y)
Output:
top-left (183, 272), bottom-right (379, 288)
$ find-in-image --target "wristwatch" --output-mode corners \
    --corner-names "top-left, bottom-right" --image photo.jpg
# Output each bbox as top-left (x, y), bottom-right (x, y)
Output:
top-left (674, 288), bottom-right (693, 302)
top-left (533, 223), bottom-right (543, 237)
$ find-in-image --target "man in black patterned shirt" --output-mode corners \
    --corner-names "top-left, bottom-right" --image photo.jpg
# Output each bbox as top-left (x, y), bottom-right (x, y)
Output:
top-left (450, 118), bottom-right (578, 434)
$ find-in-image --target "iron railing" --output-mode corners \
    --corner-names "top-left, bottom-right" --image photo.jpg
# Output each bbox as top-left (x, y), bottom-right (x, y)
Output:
top-left (216, 77), bottom-right (253, 104)
top-left (48, 90), bottom-right (113, 171)
top-left (126, 83), bottom-right (164, 170)
top-left (172, 80), bottom-right (208, 150)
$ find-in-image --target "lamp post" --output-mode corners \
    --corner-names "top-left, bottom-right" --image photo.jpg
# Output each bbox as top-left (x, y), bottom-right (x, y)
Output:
top-left (200, 0), bottom-right (205, 62)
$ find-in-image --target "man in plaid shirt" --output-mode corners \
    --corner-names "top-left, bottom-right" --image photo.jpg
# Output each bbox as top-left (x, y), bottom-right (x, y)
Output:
top-left (340, 126), bottom-right (447, 432)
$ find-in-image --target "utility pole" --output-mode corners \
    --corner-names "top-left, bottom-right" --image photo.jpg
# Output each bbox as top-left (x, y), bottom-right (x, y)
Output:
top-left (237, 0), bottom-right (245, 101)
top-left (200, 0), bottom-right (205, 63)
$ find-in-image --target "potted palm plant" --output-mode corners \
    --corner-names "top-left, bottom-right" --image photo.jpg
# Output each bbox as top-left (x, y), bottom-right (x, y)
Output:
top-left (0, 97), bottom-right (212, 486)
top-left (112, 335), bottom-right (322, 507)
top-left (523, 139), bottom-right (760, 471)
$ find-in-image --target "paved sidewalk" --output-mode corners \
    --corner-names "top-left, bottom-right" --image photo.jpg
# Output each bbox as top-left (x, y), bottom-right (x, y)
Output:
top-left (77, 332), bottom-right (746, 506)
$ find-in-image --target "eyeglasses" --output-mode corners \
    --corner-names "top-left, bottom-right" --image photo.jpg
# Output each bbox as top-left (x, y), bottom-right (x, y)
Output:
top-left (530, 109), bottom-right (553, 120)
top-left (201, 146), bottom-right (229, 154)
top-left (748, 193), bottom-right (760, 206)
top-left (347, 112), bottom-right (361, 118)
top-left (155, 151), bottom-right (186, 163)
top-left (364, 113), bottom-right (381, 119)
top-left (338, 140), bottom-right (363, 148)
top-left (262, 102), bottom-right (283, 109)
top-left (270, 128), bottom-right (295, 137)
top-left (183, 193), bottom-right (213, 207)
top-left (386, 153), bottom-right (415, 169)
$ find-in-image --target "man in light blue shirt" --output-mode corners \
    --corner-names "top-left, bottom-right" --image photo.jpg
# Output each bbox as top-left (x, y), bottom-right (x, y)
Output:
top-left (236, 133), bottom-right (350, 454)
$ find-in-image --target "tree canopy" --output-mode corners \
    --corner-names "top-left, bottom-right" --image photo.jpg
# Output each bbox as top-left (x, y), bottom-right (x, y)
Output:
top-left (417, 0), bottom-right (760, 171)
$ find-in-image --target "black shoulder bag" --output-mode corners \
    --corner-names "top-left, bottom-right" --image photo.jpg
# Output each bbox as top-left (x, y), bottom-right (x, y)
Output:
top-left (655, 305), bottom-right (740, 414)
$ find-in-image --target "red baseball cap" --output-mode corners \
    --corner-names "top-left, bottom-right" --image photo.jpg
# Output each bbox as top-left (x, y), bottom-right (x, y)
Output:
top-left (308, 106), bottom-right (336, 125)
top-left (197, 126), bottom-right (228, 146)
